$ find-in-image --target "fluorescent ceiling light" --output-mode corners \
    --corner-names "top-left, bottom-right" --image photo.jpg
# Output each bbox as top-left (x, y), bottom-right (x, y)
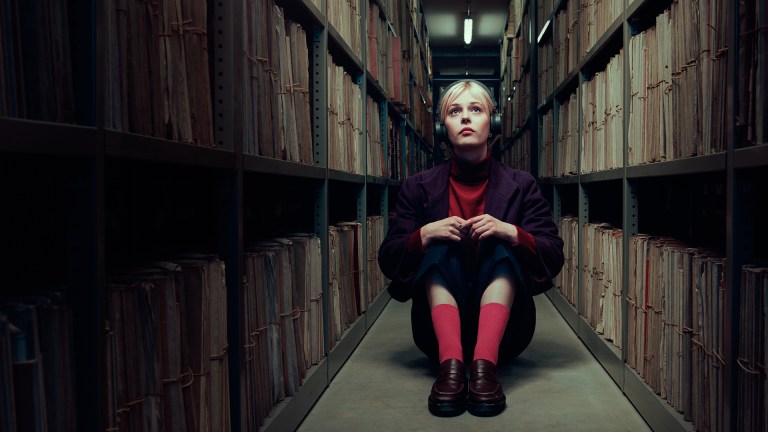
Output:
top-left (537, 20), bottom-right (551, 44)
top-left (464, 17), bottom-right (473, 45)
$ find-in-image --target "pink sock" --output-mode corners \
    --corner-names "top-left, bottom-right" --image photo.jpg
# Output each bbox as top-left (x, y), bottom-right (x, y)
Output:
top-left (472, 303), bottom-right (510, 364)
top-left (431, 304), bottom-right (463, 363)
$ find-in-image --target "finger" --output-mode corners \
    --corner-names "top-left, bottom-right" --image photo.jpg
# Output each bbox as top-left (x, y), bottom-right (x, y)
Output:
top-left (469, 224), bottom-right (480, 239)
top-left (473, 223), bottom-right (491, 240)
top-left (467, 214), bottom-right (491, 223)
top-left (448, 218), bottom-right (461, 229)
top-left (445, 229), bottom-right (462, 241)
top-left (469, 219), bottom-right (486, 234)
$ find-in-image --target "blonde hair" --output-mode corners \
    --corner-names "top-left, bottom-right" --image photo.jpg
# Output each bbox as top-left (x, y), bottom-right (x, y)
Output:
top-left (437, 79), bottom-right (496, 123)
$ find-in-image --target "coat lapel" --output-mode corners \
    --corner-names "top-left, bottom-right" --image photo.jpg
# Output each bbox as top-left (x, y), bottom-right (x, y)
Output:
top-left (484, 159), bottom-right (520, 220)
top-left (418, 162), bottom-right (450, 222)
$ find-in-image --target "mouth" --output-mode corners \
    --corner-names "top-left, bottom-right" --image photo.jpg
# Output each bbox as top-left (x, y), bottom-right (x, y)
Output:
top-left (459, 128), bottom-right (474, 135)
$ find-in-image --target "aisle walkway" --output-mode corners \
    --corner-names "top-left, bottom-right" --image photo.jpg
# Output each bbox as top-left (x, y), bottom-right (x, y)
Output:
top-left (298, 295), bottom-right (652, 431)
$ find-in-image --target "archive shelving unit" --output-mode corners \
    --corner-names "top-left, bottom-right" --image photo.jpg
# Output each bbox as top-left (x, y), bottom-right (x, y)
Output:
top-left (500, 0), bottom-right (768, 431)
top-left (0, 0), bottom-right (434, 430)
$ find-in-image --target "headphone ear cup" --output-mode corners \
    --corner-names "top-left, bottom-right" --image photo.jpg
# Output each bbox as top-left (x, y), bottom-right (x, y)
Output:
top-left (434, 121), bottom-right (447, 143)
top-left (491, 113), bottom-right (502, 135)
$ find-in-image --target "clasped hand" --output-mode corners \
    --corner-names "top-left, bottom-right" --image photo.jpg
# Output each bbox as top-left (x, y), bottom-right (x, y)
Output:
top-left (421, 214), bottom-right (519, 248)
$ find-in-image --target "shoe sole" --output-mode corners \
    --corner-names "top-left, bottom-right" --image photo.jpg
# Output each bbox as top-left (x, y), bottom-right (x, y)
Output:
top-left (467, 397), bottom-right (506, 417)
top-left (428, 398), bottom-right (466, 417)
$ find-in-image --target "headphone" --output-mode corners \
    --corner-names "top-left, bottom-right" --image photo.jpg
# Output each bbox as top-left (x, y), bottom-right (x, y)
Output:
top-left (434, 80), bottom-right (503, 143)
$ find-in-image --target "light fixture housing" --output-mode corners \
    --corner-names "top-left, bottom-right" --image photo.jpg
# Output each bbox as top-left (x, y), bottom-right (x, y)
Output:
top-left (463, 0), bottom-right (472, 45)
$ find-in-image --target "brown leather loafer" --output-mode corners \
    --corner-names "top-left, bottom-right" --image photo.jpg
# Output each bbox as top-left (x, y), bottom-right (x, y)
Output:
top-left (428, 358), bottom-right (467, 416)
top-left (467, 359), bottom-right (506, 416)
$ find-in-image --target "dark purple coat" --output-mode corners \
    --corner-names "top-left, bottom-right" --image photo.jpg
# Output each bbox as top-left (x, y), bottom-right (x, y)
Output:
top-left (378, 158), bottom-right (564, 301)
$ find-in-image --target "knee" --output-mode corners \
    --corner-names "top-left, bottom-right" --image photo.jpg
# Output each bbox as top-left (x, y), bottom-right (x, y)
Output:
top-left (490, 259), bottom-right (516, 281)
top-left (426, 270), bottom-right (458, 307)
top-left (481, 261), bottom-right (518, 306)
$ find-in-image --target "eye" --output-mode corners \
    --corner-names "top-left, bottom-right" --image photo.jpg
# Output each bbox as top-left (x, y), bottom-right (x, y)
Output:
top-left (449, 108), bottom-right (461, 116)
top-left (470, 106), bottom-right (482, 113)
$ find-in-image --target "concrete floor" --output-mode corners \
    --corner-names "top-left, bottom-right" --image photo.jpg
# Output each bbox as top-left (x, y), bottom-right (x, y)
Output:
top-left (298, 295), bottom-right (652, 432)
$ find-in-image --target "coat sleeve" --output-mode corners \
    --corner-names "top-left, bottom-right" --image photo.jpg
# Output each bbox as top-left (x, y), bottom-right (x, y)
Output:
top-left (378, 176), bottom-right (426, 300)
top-left (512, 173), bottom-right (565, 295)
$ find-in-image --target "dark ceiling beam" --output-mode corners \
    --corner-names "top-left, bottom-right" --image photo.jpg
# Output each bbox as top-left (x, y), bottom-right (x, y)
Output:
top-left (432, 77), bottom-right (499, 83)
top-left (431, 49), bottom-right (500, 58)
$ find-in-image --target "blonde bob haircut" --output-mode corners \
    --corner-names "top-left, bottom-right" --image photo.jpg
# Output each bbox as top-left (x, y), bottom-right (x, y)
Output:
top-left (437, 79), bottom-right (496, 124)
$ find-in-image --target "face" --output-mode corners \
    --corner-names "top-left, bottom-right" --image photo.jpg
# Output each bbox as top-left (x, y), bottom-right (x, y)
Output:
top-left (443, 88), bottom-right (491, 155)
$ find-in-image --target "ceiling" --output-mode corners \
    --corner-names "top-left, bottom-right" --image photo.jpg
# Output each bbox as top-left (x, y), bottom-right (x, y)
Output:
top-left (421, 0), bottom-right (511, 84)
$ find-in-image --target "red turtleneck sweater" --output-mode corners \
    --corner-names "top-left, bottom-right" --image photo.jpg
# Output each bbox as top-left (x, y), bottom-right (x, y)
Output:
top-left (448, 152), bottom-right (490, 220)
top-left (405, 154), bottom-right (537, 258)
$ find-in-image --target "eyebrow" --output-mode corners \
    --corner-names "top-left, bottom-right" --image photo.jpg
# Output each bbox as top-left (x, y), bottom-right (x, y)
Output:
top-left (448, 101), bottom-right (483, 108)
